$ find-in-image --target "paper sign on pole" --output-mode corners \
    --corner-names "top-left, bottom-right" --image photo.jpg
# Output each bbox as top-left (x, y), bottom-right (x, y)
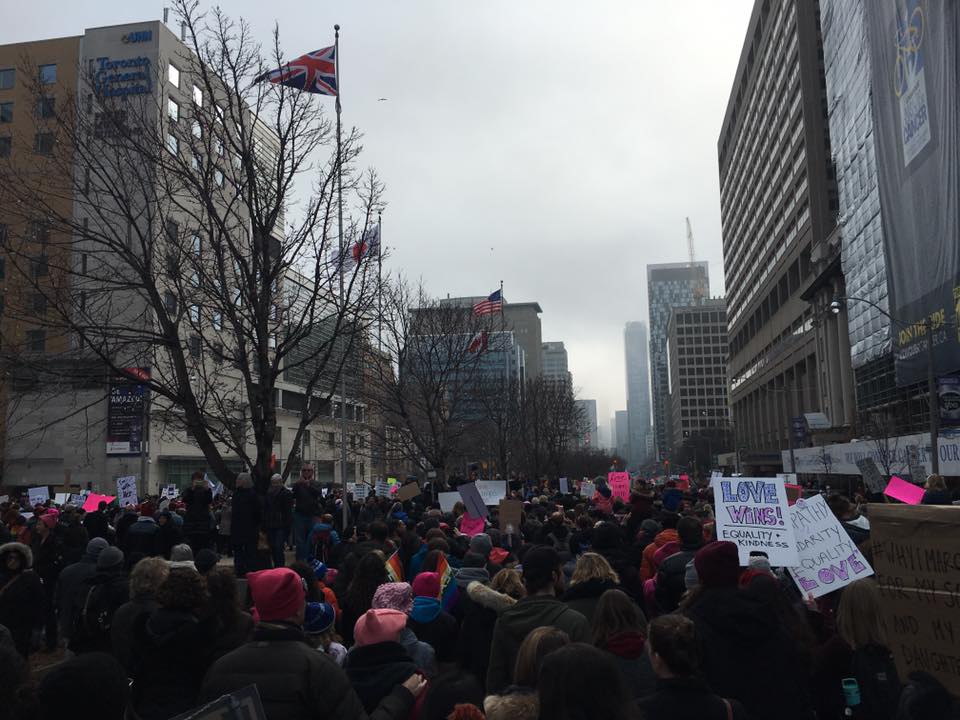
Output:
top-left (559, 477), bottom-right (569, 494)
top-left (498, 499), bottom-right (523, 536)
top-left (475, 480), bottom-right (506, 506)
top-left (460, 513), bottom-right (485, 537)
top-left (786, 494), bottom-right (874, 598)
top-left (54, 492), bottom-right (70, 506)
top-left (711, 476), bottom-right (799, 566)
top-left (607, 472), bottom-right (630, 501)
top-left (82, 494), bottom-right (116, 512)
top-left (871, 504), bottom-right (960, 696)
top-left (457, 482), bottom-right (489, 518)
top-left (397, 482), bottom-right (421, 502)
top-left (438, 491), bottom-right (460, 513)
top-left (116, 476), bottom-right (139, 507)
top-left (27, 486), bottom-right (49, 507)
top-left (855, 458), bottom-right (886, 494)
top-left (580, 481), bottom-right (595, 498)
top-left (161, 484), bottom-right (179, 500)
top-left (883, 476), bottom-right (925, 505)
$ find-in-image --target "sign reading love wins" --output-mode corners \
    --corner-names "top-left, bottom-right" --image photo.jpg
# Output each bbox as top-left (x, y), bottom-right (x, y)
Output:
top-left (712, 477), bottom-right (799, 566)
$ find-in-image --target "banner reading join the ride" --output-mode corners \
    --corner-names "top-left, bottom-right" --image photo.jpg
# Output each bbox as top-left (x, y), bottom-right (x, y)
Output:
top-left (711, 476), bottom-right (798, 566)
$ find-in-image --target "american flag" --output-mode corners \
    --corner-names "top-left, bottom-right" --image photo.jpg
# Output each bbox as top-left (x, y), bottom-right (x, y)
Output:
top-left (472, 289), bottom-right (502, 316)
top-left (254, 45), bottom-right (338, 96)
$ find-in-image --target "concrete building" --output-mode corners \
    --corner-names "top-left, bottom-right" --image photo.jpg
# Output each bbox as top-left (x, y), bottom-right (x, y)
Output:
top-left (541, 341), bottom-right (571, 385)
top-left (667, 299), bottom-right (729, 452)
top-left (647, 262), bottom-right (709, 462)
top-left (575, 399), bottom-right (598, 449)
top-left (624, 321), bottom-right (651, 468)
top-left (615, 410), bottom-right (629, 460)
top-left (718, 0), bottom-right (851, 472)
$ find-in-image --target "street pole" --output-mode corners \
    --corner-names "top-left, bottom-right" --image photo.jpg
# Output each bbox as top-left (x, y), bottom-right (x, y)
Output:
top-left (334, 24), bottom-right (348, 531)
top-left (927, 321), bottom-right (940, 475)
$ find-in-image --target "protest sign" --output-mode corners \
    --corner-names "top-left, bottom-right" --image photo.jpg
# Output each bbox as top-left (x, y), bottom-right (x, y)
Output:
top-left (559, 477), bottom-right (569, 494)
top-left (677, 474), bottom-right (690, 492)
top-left (883, 476), bottom-right (924, 505)
top-left (397, 482), bottom-right (421, 502)
top-left (82, 494), bottom-right (116, 512)
top-left (375, 478), bottom-right (391, 497)
top-left (711, 476), bottom-right (798, 566)
top-left (607, 472), bottom-right (630, 501)
top-left (499, 499), bottom-right (523, 535)
top-left (871, 504), bottom-right (960, 696)
top-left (475, 480), bottom-right (506, 506)
top-left (387, 477), bottom-right (397, 486)
top-left (855, 457), bottom-right (886, 494)
top-left (171, 684), bottom-right (267, 720)
top-left (787, 495), bottom-right (874, 598)
top-left (116, 476), bottom-right (139, 507)
top-left (161, 484), bottom-right (179, 500)
top-left (457, 482), bottom-right (489, 518)
top-left (69, 493), bottom-right (83, 506)
top-left (346, 482), bottom-right (368, 498)
top-left (905, 444), bottom-right (926, 484)
top-left (54, 492), bottom-right (69, 506)
top-left (460, 513), bottom-right (485, 537)
top-left (711, 470), bottom-right (722, 481)
top-left (580, 481), bottom-right (595, 498)
top-left (438, 491), bottom-right (460, 513)
top-left (27, 486), bottom-right (49, 507)
top-left (0, 495), bottom-right (8, 505)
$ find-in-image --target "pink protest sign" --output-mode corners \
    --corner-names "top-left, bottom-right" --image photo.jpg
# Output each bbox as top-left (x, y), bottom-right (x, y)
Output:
top-left (82, 494), bottom-right (116, 512)
top-left (883, 476), bottom-right (925, 505)
top-left (607, 472), bottom-right (631, 501)
top-left (460, 513), bottom-right (485, 537)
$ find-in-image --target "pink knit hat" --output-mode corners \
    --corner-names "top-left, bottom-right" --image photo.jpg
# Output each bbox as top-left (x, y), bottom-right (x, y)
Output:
top-left (372, 582), bottom-right (414, 614)
top-left (412, 571), bottom-right (441, 598)
top-left (354, 608), bottom-right (407, 647)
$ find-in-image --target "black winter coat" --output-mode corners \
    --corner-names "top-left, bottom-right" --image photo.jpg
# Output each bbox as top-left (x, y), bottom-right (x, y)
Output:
top-left (230, 487), bottom-right (261, 543)
top-left (638, 677), bottom-right (750, 720)
top-left (83, 511), bottom-right (110, 541)
top-left (182, 487), bottom-right (214, 534)
top-left (55, 556), bottom-right (98, 638)
top-left (67, 569), bottom-right (130, 654)
top-left (406, 608), bottom-right (458, 664)
top-left (292, 481), bottom-right (321, 517)
top-left (124, 518), bottom-right (161, 556)
top-left (111, 594), bottom-right (157, 672)
top-left (0, 561), bottom-right (44, 655)
top-left (457, 581), bottom-right (516, 681)
top-left (654, 544), bottom-right (701, 613)
top-left (263, 486), bottom-right (294, 530)
top-left (344, 641), bottom-right (418, 714)
top-left (201, 623), bottom-right (415, 720)
top-left (561, 578), bottom-right (621, 625)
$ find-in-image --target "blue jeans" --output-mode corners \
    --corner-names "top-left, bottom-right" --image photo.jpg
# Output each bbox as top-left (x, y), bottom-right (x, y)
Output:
top-left (267, 527), bottom-right (288, 568)
top-left (293, 513), bottom-right (313, 561)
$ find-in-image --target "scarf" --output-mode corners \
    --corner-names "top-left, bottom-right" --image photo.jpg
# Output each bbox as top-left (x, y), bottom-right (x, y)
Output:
top-left (409, 595), bottom-right (442, 624)
top-left (604, 631), bottom-right (647, 659)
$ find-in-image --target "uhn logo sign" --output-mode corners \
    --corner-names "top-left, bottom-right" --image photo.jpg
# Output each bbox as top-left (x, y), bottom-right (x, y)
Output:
top-left (122, 30), bottom-right (152, 44)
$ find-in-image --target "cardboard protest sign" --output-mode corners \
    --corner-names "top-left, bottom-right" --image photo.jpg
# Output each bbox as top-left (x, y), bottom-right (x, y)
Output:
top-left (883, 476), bottom-right (924, 505)
top-left (116, 476), bottom-right (138, 507)
top-left (855, 457), bottom-right (887, 494)
top-left (475, 480), bottom-right (506, 506)
top-left (711, 477), bottom-right (799, 566)
top-left (787, 495), bottom-right (874, 598)
top-left (82, 494), bottom-right (116, 512)
top-left (54, 492), bottom-right (69, 506)
top-left (580, 481), bottom-right (595, 498)
top-left (438, 491), bottom-right (460, 513)
top-left (460, 513), bottom-right (485, 537)
top-left (559, 477), bottom-right (569, 494)
top-left (607, 472), bottom-right (630, 501)
top-left (457, 482), bottom-right (489, 518)
top-left (498, 499), bottom-right (523, 535)
top-left (397, 482), bottom-right (421, 502)
top-left (27, 486), bottom-right (49, 507)
top-left (871, 504), bottom-right (960, 696)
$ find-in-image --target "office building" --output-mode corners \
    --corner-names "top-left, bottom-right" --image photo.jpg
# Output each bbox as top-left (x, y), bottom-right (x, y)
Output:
top-left (718, 0), bottom-right (851, 471)
top-left (647, 262), bottom-right (709, 462)
top-left (615, 410), bottom-right (629, 460)
top-left (542, 341), bottom-right (571, 385)
top-left (667, 299), bottom-right (729, 452)
top-left (575, 399), bottom-right (598, 449)
top-left (624, 321), bottom-right (651, 467)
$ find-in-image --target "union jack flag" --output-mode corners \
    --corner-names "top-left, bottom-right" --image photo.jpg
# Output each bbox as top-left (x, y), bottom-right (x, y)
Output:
top-left (255, 45), bottom-right (338, 96)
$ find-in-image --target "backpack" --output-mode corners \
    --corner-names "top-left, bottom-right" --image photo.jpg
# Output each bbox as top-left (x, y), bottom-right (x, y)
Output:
top-left (69, 582), bottom-right (116, 652)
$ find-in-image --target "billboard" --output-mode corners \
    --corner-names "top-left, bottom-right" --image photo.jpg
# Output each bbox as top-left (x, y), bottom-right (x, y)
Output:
top-left (106, 368), bottom-right (150, 455)
top-left (864, 0), bottom-right (960, 384)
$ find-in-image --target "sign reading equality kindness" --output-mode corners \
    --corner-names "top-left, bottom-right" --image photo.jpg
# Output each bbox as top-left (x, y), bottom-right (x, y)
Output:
top-left (712, 477), bottom-right (799, 566)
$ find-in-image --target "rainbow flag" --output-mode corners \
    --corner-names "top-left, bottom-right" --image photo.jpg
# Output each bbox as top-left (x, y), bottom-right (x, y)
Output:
top-left (436, 553), bottom-right (458, 611)
top-left (385, 550), bottom-right (405, 583)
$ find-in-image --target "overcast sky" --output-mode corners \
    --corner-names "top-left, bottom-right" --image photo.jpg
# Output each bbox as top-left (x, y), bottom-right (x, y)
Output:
top-left (3, 0), bottom-right (753, 438)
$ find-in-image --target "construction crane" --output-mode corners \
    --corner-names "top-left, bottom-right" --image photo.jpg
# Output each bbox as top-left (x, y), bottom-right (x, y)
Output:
top-left (686, 217), bottom-right (706, 304)
top-left (686, 216), bottom-right (695, 265)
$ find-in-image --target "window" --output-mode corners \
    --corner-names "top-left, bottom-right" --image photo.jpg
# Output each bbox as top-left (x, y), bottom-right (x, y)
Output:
top-left (32, 293), bottom-right (46, 314)
top-left (215, 105), bottom-right (224, 123)
top-left (191, 121), bottom-right (201, 139)
top-left (191, 153), bottom-right (200, 171)
top-left (0, 256), bottom-right (5, 279)
top-left (27, 329), bottom-right (45, 352)
top-left (212, 342), bottom-right (224, 364)
top-left (168, 64), bottom-right (180, 88)
top-left (166, 132), bottom-right (178, 155)
top-left (212, 311), bottom-right (222, 331)
top-left (32, 255), bottom-right (49, 278)
top-left (34, 132), bottom-right (54, 154)
top-left (0, 69), bottom-right (13, 90)
top-left (0, 136), bottom-right (10, 157)
top-left (188, 335), bottom-right (201, 358)
top-left (164, 291), bottom-right (177, 315)
top-left (193, 85), bottom-right (203, 106)
top-left (189, 304), bottom-right (200, 322)
top-left (192, 235), bottom-right (201, 256)
top-left (165, 219), bottom-right (179, 243)
top-left (39, 64), bottom-right (56, 85)
top-left (214, 168), bottom-right (224, 187)
top-left (36, 97), bottom-right (55, 119)
top-left (0, 102), bottom-right (12, 123)
top-left (167, 98), bottom-right (179, 122)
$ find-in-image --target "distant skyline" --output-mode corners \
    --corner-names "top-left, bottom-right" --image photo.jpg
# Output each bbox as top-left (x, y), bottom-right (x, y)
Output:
top-left (0, 0), bottom-right (753, 427)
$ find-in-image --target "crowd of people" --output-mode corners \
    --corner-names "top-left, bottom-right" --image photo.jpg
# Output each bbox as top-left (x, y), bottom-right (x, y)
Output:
top-left (0, 469), bottom-right (957, 720)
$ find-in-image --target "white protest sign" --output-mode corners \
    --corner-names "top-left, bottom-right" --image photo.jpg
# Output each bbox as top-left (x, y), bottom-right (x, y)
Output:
top-left (475, 480), bottom-right (507, 506)
top-left (116, 476), bottom-right (139, 507)
top-left (27, 486), bottom-right (49, 507)
top-left (559, 477), bottom-right (569, 494)
top-left (346, 482), bottom-right (368, 498)
top-left (69, 493), bottom-right (84, 506)
top-left (787, 494), bottom-right (874, 598)
top-left (0, 495), bottom-right (8, 505)
top-left (54, 493), bottom-right (69, 506)
top-left (438, 491), bottom-right (460, 513)
top-left (711, 470), bottom-right (722, 481)
top-left (375, 478), bottom-right (391, 497)
top-left (161, 484), bottom-right (179, 500)
top-left (580, 481), bottom-right (595, 498)
top-left (711, 476), bottom-right (799, 566)
top-left (776, 473), bottom-right (797, 485)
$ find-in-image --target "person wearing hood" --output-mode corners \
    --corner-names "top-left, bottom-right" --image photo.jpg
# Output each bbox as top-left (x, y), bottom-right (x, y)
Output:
top-left (345, 608), bottom-right (422, 714)
top-left (130, 567), bottom-right (219, 720)
top-left (155, 510), bottom-right (182, 559)
top-left (592, 484), bottom-right (614, 515)
top-left (683, 541), bottom-right (814, 720)
top-left (451, 552), bottom-right (490, 621)
top-left (67, 546), bottom-right (130, 654)
top-left (0, 542), bottom-right (44, 657)
top-left (111, 556), bottom-right (168, 672)
top-left (654, 515), bottom-right (705, 613)
top-left (457, 568), bottom-right (524, 681)
top-left (203, 568), bottom-right (423, 720)
top-left (34, 510), bottom-right (64, 651)
top-left (486, 546), bottom-right (591, 694)
top-left (55, 537), bottom-right (109, 645)
top-left (562, 552), bottom-right (621, 624)
top-left (263, 473), bottom-right (293, 568)
top-left (406, 571), bottom-right (458, 666)
top-left (593, 588), bottom-right (657, 699)
top-left (124, 503), bottom-right (160, 557)
top-left (640, 514), bottom-right (680, 581)
top-left (372, 581), bottom-right (437, 677)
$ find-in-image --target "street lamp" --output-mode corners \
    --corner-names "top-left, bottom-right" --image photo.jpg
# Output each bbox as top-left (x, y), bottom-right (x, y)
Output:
top-left (831, 295), bottom-right (952, 475)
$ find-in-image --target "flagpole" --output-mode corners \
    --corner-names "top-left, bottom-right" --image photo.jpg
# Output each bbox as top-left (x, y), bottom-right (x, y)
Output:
top-left (500, 279), bottom-right (508, 481)
top-left (335, 23), bottom-right (349, 532)
top-left (377, 211), bottom-right (383, 356)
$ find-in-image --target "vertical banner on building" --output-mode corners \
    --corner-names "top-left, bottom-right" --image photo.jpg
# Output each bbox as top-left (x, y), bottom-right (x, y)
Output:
top-left (106, 368), bottom-right (150, 454)
top-left (864, 1), bottom-right (960, 384)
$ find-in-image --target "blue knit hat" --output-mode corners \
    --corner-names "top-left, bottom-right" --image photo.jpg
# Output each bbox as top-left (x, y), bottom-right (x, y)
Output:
top-left (304, 601), bottom-right (336, 635)
top-left (310, 559), bottom-right (328, 581)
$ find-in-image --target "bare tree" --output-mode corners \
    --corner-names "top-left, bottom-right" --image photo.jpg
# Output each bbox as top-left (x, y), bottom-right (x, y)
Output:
top-left (0, 2), bottom-right (381, 489)
top-left (516, 376), bottom-right (585, 483)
